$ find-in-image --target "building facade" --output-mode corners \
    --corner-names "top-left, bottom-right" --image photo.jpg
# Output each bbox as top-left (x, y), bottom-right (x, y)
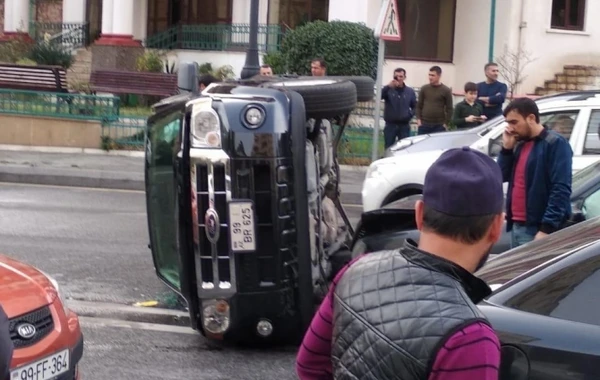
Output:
top-left (0, 0), bottom-right (596, 94)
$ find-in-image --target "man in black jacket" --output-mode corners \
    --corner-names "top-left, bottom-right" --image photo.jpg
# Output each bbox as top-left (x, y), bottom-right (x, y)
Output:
top-left (382, 68), bottom-right (417, 149)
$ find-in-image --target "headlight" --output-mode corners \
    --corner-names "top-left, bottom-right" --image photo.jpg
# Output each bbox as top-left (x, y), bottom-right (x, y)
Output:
top-left (39, 270), bottom-right (69, 314)
top-left (241, 105), bottom-right (266, 129)
top-left (191, 106), bottom-right (221, 148)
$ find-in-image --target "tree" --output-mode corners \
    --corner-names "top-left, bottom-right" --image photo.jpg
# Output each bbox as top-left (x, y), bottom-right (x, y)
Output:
top-left (495, 46), bottom-right (535, 99)
top-left (279, 20), bottom-right (378, 78)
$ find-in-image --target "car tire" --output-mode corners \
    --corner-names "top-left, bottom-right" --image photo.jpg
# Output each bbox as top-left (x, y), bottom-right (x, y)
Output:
top-left (263, 78), bottom-right (358, 119)
top-left (335, 76), bottom-right (375, 102)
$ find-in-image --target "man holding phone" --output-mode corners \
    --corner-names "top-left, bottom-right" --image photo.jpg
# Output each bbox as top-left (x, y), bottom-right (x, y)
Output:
top-left (452, 82), bottom-right (487, 130)
top-left (381, 68), bottom-right (417, 148)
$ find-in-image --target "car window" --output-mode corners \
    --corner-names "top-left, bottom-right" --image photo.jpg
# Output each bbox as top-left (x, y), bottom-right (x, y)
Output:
top-left (583, 109), bottom-right (600, 155)
top-left (583, 189), bottom-right (600, 219)
top-left (500, 254), bottom-right (600, 326)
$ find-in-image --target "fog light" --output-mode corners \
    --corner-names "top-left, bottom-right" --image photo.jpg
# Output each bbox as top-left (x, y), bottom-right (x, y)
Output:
top-left (242, 105), bottom-right (266, 129)
top-left (256, 319), bottom-right (273, 337)
top-left (202, 300), bottom-right (230, 334)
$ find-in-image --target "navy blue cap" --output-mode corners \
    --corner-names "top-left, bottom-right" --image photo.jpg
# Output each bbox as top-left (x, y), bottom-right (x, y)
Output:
top-left (423, 146), bottom-right (504, 216)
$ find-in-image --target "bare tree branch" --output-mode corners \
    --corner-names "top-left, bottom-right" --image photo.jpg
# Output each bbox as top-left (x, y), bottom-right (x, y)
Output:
top-left (495, 46), bottom-right (535, 99)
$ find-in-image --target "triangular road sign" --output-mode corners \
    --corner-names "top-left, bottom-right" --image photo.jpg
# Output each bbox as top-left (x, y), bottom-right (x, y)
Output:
top-left (377, 0), bottom-right (401, 41)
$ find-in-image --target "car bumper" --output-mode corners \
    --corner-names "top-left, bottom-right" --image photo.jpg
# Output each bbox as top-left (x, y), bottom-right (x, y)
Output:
top-left (362, 175), bottom-right (394, 212)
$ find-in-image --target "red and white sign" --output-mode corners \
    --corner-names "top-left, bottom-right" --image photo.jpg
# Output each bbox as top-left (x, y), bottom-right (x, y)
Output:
top-left (376, 0), bottom-right (402, 41)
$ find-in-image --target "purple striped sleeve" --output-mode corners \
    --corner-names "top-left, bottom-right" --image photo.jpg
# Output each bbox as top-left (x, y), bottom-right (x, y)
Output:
top-left (428, 321), bottom-right (501, 380)
top-left (296, 255), bottom-right (365, 380)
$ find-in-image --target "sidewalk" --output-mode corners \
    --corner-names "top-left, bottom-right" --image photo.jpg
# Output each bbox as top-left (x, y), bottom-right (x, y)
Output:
top-left (0, 147), bottom-right (365, 205)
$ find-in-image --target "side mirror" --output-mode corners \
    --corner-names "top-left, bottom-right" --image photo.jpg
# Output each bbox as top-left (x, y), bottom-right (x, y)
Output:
top-left (177, 62), bottom-right (199, 94)
top-left (488, 138), bottom-right (503, 158)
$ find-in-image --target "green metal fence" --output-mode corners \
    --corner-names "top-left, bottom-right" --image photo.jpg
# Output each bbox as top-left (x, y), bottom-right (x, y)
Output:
top-left (145, 24), bottom-right (285, 52)
top-left (101, 108), bottom-right (149, 150)
top-left (0, 89), bottom-right (119, 122)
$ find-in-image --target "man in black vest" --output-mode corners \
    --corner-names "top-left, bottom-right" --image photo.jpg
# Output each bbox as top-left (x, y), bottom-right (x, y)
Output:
top-left (331, 147), bottom-right (504, 380)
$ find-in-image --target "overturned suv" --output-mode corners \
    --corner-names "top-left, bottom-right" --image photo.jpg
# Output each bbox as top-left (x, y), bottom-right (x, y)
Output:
top-left (145, 63), bottom-right (374, 343)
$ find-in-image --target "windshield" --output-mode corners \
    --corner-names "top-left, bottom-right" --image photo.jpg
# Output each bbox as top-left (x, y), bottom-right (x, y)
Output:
top-left (572, 160), bottom-right (600, 189)
top-left (476, 216), bottom-right (600, 286)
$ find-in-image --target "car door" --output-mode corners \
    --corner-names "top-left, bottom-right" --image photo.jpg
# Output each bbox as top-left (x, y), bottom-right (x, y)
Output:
top-left (145, 109), bottom-right (184, 292)
top-left (488, 248), bottom-right (600, 379)
top-left (573, 108), bottom-right (600, 171)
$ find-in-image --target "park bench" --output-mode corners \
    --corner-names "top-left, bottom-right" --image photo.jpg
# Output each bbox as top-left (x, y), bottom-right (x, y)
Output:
top-left (89, 70), bottom-right (178, 97)
top-left (0, 63), bottom-right (69, 93)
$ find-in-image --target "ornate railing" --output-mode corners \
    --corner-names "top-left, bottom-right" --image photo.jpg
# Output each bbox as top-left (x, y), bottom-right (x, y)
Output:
top-left (144, 23), bottom-right (286, 52)
top-left (30, 22), bottom-right (90, 51)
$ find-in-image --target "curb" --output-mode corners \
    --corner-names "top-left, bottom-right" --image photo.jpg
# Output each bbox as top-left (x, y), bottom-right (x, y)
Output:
top-left (67, 300), bottom-right (191, 327)
top-left (0, 144), bottom-right (145, 158)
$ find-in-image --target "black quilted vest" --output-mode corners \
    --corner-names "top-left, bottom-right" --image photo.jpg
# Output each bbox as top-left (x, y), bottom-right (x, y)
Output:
top-left (331, 240), bottom-right (492, 380)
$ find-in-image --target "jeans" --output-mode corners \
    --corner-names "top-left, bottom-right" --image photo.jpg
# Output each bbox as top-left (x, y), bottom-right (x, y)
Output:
top-left (383, 123), bottom-right (410, 149)
top-left (418, 124), bottom-right (446, 135)
top-left (511, 223), bottom-right (538, 248)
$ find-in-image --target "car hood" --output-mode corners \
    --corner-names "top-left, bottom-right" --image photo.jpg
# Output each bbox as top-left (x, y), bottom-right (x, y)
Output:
top-left (0, 254), bottom-right (54, 318)
top-left (386, 129), bottom-right (481, 156)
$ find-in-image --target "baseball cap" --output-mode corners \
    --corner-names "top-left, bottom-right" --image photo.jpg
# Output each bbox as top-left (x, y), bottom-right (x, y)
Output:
top-left (423, 146), bottom-right (503, 216)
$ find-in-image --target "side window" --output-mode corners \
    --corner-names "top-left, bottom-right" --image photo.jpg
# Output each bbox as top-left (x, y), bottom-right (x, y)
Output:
top-left (583, 110), bottom-right (600, 155)
top-left (539, 110), bottom-right (578, 140)
top-left (503, 255), bottom-right (600, 326)
top-left (582, 188), bottom-right (600, 220)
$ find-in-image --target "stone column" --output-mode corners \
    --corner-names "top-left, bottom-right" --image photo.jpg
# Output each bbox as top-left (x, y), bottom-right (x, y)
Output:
top-left (328, 0), bottom-right (370, 24)
top-left (96, 0), bottom-right (140, 46)
top-left (2, 0), bottom-right (31, 39)
top-left (62, 0), bottom-right (87, 23)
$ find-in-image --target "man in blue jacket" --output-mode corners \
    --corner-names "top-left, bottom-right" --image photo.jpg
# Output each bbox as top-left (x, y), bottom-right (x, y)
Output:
top-left (382, 68), bottom-right (417, 149)
top-left (498, 98), bottom-right (573, 247)
top-left (477, 63), bottom-right (508, 119)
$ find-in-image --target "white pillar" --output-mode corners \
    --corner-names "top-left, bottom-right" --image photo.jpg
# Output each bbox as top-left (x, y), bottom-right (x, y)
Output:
top-left (100, 0), bottom-right (114, 35)
top-left (133, 0), bottom-right (148, 41)
top-left (6, 0), bottom-right (29, 33)
top-left (112, 0), bottom-right (134, 36)
top-left (62, 0), bottom-right (87, 23)
top-left (328, 0), bottom-right (369, 24)
top-left (232, 0), bottom-right (251, 24)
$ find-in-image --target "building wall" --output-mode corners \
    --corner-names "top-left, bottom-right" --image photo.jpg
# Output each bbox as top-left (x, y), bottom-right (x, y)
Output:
top-left (0, 0), bottom-right (4, 35)
top-left (36, 0), bottom-right (63, 23)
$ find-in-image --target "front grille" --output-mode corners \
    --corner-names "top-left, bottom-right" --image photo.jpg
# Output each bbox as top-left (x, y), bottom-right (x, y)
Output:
top-left (195, 158), bottom-right (297, 292)
top-left (9, 306), bottom-right (54, 348)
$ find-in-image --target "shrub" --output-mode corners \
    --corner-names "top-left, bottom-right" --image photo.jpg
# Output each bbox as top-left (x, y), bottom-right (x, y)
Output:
top-left (198, 63), bottom-right (235, 80)
top-left (280, 20), bottom-right (378, 78)
top-left (0, 36), bottom-right (34, 63)
top-left (136, 51), bottom-right (164, 73)
top-left (28, 42), bottom-right (74, 69)
top-left (262, 51), bottom-right (286, 74)
top-left (15, 58), bottom-right (37, 66)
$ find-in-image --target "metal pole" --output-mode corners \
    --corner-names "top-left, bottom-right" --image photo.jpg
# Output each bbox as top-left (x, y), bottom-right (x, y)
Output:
top-left (240, 0), bottom-right (261, 79)
top-left (371, 37), bottom-right (385, 162)
top-left (488, 0), bottom-right (496, 62)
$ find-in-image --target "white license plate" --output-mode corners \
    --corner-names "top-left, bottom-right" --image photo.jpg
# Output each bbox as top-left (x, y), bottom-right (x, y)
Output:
top-left (11, 350), bottom-right (69, 380)
top-left (228, 201), bottom-right (256, 252)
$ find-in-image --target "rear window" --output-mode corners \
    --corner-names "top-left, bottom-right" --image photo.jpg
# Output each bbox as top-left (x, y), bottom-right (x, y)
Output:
top-left (476, 217), bottom-right (600, 286)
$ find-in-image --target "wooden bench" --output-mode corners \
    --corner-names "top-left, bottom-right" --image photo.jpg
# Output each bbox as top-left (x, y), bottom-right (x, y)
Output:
top-left (89, 70), bottom-right (178, 97)
top-left (0, 64), bottom-right (69, 93)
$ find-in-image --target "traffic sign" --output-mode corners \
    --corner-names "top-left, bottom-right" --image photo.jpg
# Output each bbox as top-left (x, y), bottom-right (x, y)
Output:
top-left (376, 0), bottom-right (401, 41)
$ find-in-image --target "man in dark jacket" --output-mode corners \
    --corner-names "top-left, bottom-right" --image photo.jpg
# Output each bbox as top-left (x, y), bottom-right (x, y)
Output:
top-left (382, 68), bottom-right (417, 148)
top-left (328, 147), bottom-right (504, 380)
top-left (0, 304), bottom-right (13, 379)
top-left (498, 98), bottom-right (573, 247)
top-left (477, 62), bottom-right (508, 119)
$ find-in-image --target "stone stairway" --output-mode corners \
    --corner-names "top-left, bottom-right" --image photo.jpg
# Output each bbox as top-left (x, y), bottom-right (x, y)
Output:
top-left (67, 48), bottom-right (92, 89)
top-left (535, 65), bottom-right (600, 96)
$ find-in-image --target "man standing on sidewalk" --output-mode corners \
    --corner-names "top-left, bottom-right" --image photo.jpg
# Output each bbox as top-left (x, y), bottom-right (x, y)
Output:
top-left (382, 68), bottom-right (417, 148)
top-left (416, 66), bottom-right (453, 135)
top-left (498, 98), bottom-right (573, 247)
top-left (477, 63), bottom-right (508, 119)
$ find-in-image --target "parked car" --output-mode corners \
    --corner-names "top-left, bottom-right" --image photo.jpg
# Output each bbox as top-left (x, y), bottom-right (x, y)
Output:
top-left (475, 216), bottom-right (600, 379)
top-left (351, 159), bottom-right (600, 258)
top-left (364, 91), bottom-right (600, 211)
top-left (3, 255), bottom-right (84, 379)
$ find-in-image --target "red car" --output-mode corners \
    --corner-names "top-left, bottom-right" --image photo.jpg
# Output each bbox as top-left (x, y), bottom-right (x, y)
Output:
top-left (1, 254), bottom-right (84, 379)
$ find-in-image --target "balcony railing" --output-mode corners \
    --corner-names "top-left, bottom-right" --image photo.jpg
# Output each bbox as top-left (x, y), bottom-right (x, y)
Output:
top-left (144, 23), bottom-right (286, 52)
top-left (30, 22), bottom-right (90, 51)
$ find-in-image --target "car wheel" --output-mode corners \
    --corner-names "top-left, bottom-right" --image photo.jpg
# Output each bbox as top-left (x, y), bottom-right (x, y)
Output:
top-left (263, 78), bottom-right (358, 119)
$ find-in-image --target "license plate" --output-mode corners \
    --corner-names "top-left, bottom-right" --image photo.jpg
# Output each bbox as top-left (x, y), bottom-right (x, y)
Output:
top-left (11, 349), bottom-right (69, 380)
top-left (228, 201), bottom-right (256, 252)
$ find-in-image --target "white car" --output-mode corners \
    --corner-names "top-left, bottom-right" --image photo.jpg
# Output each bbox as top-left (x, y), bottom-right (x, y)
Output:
top-left (362, 91), bottom-right (600, 212)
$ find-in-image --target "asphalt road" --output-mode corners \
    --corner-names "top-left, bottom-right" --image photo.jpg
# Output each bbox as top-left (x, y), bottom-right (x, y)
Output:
top-left (0, 182), bottom-right (363, 380)
top-left (0, 182), bottom-right (363, 305)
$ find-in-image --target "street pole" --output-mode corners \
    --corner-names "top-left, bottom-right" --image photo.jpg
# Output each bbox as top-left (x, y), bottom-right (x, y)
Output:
top-left (371, 37), bottom-right (385, 162)
top-left (240, 0), bottom-right (261, 79)
top-left (488, 0), bottom-right (496, 62)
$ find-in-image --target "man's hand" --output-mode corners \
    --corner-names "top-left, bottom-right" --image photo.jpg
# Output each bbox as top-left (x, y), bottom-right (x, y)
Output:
top-left (479, 96), bottom-right (490, 103)
top-left (465, 115), bottom-right (476, 123)
top-left (534, 231), bottom-right (548, 240)
top-left (502, 129), bottom-right (517, 150)
top-left (480, 115), bottom-right (488, 121)
top-left (417, 119), bottom-right (422, 127)
top-left (389, 80), bottom-right (398, 88)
